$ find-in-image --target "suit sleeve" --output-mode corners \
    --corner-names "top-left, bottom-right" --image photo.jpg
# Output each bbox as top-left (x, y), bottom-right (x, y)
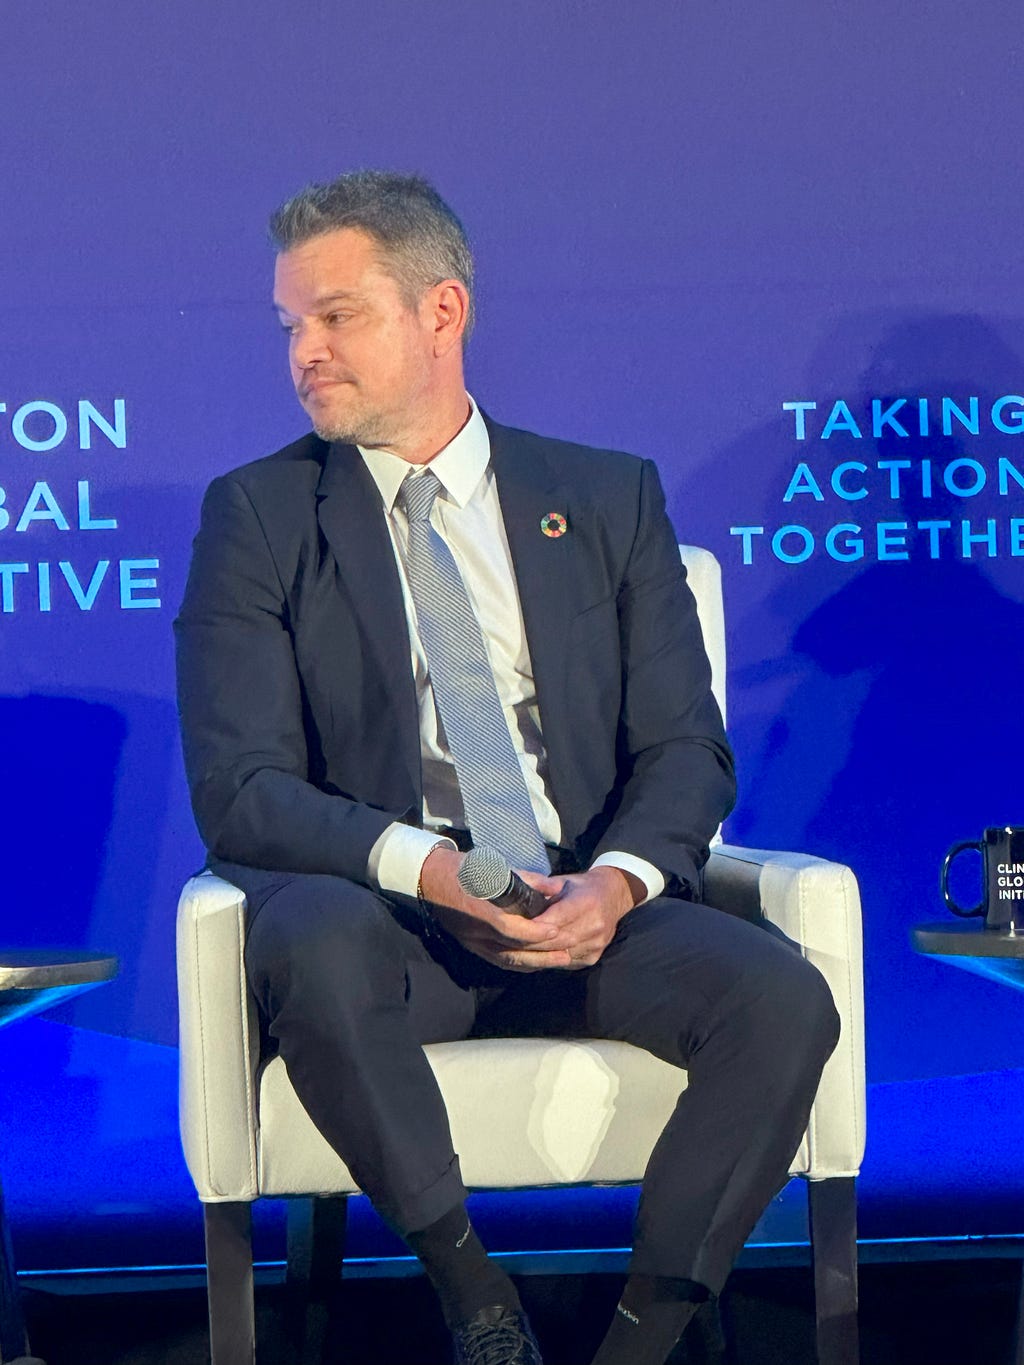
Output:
top-left (174, 474), bottom-right (397, 881)
top-left (591, 459), bottom-right (736, 897)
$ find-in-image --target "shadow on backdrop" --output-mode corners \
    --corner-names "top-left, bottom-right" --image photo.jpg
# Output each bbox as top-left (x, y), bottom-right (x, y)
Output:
top-left (1, 694), bottom-right (125, 950)
top-left (683, 313), bottom-right (1024, 1084)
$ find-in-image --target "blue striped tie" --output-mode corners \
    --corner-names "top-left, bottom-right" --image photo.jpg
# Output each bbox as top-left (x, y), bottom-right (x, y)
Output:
top-left (398, 470), bottom-right (550, 874)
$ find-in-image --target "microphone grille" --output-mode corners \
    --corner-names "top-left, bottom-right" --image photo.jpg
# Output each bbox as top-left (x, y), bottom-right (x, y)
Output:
top-left (457, 846), bottom-right (513, 900)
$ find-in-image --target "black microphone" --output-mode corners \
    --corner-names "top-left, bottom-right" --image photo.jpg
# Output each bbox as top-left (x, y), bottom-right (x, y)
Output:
top-left (457, 846), bottom-right (549, 918)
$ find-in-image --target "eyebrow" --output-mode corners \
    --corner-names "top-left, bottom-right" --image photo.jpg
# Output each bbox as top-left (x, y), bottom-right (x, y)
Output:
top-left (273, 291), bottom-right (366, 316)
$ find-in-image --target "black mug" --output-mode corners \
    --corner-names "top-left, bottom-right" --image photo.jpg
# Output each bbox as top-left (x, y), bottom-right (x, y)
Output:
top-left (941, 826), bottom-right (1024, 932)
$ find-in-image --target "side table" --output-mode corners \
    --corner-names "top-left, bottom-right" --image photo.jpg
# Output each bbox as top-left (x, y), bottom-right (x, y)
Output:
top-left (0, 952), bottom-right (118, 1365)
top-left (912, 922), bottom-right (1024, 993)
top-left (912, 922), bottom-right (1024, 1365)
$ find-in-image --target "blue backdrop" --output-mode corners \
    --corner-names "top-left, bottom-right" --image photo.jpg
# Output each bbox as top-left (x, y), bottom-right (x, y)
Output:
top-left (2, 0), bottom-right (1023, 1268)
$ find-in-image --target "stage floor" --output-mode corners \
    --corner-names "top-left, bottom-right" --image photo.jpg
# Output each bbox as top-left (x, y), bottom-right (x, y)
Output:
top-left (20, 1258), bottom-right (1021, 1365)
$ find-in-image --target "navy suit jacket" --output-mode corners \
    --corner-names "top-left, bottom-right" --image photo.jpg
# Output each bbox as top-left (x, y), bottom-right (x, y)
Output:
top-left (175, 417), bottom-right (735, 898)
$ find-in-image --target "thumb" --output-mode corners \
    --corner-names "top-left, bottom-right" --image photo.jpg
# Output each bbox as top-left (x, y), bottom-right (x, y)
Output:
top-left (517, 869), bottom-right (566, 899)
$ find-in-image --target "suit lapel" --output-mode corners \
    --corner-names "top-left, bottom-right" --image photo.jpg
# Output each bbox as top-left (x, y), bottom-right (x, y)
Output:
top-left (315, 443), bottom-right (421, 803)
top-left (486, 420), bottom-right (579, 822)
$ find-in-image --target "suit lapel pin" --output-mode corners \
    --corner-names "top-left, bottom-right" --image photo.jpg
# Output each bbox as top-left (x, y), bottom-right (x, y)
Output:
top-left (540, 512), bottom-right (568, 538)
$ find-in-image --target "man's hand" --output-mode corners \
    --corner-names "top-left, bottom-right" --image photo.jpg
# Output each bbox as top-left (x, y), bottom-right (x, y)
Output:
top-left (418, 846), bottom-right (572, 971)
top-left (419, 848), bottom-right (644, 972)
top-left (521, 865), bottom-right (644, 969)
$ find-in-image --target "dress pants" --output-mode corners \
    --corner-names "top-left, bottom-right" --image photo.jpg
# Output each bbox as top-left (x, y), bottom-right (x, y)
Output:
top-left (216, 858), bottom-right (840, 1296)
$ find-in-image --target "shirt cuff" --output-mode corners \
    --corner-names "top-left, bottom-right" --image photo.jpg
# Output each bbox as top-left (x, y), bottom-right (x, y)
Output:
top-left (590, 851), bottom-right (665, 905)
top-left (368, 822), bottom-right (457, 899)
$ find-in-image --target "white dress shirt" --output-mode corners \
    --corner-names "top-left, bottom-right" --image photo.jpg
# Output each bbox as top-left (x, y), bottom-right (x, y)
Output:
top-left (361, 397), bottom-right (665, 905)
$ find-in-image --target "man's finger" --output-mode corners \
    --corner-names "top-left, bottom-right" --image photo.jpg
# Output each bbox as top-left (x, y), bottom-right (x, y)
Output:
top-left (489, 927), bottom-right (570, 951)
top-left (457, 921), bottom-right (567, 953)
top-left (494, 947), bottom-right (573, 972)
top-left (489, 908), bottom-right (564, 944)
top-left (517, 869), bottom-right (566, 898)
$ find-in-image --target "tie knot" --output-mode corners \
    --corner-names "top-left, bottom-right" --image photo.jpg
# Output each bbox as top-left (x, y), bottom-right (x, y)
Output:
top-left (399, 469), bottom-right (441, 523)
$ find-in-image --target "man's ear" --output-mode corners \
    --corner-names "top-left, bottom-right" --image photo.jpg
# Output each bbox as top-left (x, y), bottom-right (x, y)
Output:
top-left (428, 280), bottom-right (470, 357)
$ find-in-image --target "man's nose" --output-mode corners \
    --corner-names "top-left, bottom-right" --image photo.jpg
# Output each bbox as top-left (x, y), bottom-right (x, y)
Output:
top-left (291, 325), bottom-right (331, 369)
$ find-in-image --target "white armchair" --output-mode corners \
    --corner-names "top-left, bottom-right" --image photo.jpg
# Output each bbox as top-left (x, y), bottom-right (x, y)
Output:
top-left (176, 546), bottom-right (866, 1365)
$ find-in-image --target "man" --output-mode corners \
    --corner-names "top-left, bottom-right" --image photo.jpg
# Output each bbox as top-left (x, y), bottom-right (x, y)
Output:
top-left (175, 170), bottom-right (839, 1365)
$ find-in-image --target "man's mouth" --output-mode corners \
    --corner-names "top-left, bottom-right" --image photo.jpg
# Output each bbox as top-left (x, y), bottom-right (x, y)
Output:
top-left (300, 377), bottom-right (351, 399)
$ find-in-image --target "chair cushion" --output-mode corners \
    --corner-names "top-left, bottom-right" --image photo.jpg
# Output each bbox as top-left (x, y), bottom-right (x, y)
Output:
top-left (256, 1036), bottom-right (810, 1196)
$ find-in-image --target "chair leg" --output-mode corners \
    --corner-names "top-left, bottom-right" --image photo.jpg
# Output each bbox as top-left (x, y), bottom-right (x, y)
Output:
top-left (808, 1177), bottom-right (859, 1365)
top-left (204, 1201), bottom-right (255, 1365)
top-left (285, 1196), bottom-right (347, 1363)
top-left (0, 1175), bottom-right (30, 1364)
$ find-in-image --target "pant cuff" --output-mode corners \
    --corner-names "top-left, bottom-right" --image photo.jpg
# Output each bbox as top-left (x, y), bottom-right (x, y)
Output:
top-left (387, 1154), bottom-right (469, 1238)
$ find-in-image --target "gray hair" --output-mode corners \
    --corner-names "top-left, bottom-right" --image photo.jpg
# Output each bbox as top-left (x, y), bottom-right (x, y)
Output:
top-left (269, 170), bottom-right (475, 338)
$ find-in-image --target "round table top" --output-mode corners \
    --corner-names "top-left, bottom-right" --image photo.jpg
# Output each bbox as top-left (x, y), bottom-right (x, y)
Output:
top-left (912, 922), bottom-right (1024, 959)
top-left (0, 952), bottom-right (118, 991)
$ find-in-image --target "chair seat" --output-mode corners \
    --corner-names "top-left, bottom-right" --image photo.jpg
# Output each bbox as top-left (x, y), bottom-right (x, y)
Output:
top-left (256, 1036), bottom-right (811, 1197)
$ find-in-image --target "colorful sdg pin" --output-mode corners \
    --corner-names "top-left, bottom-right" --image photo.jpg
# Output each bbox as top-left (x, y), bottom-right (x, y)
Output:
top-left (540, 512), bottom-right (568, 538)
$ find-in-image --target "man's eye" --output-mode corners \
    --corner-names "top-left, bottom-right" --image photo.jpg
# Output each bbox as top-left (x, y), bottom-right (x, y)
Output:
top-left (325, 312), bottom-right (349, 326)
top-left (280, 322), bottom-right (298, 336)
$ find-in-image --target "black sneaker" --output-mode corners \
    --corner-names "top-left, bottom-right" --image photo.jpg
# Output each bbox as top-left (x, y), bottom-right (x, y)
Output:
top-left (450, 1304), bottom-right (543, 1365)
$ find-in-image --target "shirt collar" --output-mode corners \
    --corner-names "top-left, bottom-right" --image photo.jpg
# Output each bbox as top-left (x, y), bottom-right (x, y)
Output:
top-left (358, 395), bottom-right (490, 514)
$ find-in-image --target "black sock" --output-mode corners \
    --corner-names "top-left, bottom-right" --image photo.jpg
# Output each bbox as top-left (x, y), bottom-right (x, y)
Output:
top-left (406, 1203), bottom-right (519, 1328)
top-left (589, 1275), bottom-right (711, 1365)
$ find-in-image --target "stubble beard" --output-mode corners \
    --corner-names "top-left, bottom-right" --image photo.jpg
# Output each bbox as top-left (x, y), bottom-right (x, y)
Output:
top-left (310, 414), bottom-right (386, 447)
top-left (303, 394), bottom-right (395, 449)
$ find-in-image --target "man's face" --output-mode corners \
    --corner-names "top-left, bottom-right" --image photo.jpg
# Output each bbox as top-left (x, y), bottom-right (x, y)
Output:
top-left (273, 227), bottom-right (436, 447)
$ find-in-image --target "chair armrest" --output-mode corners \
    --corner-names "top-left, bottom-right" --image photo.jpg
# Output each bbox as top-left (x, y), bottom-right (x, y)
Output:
top-left (704, 845), bottom-right (866, 1178)
top-left (176, 872), bottom-right (260, 1201)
